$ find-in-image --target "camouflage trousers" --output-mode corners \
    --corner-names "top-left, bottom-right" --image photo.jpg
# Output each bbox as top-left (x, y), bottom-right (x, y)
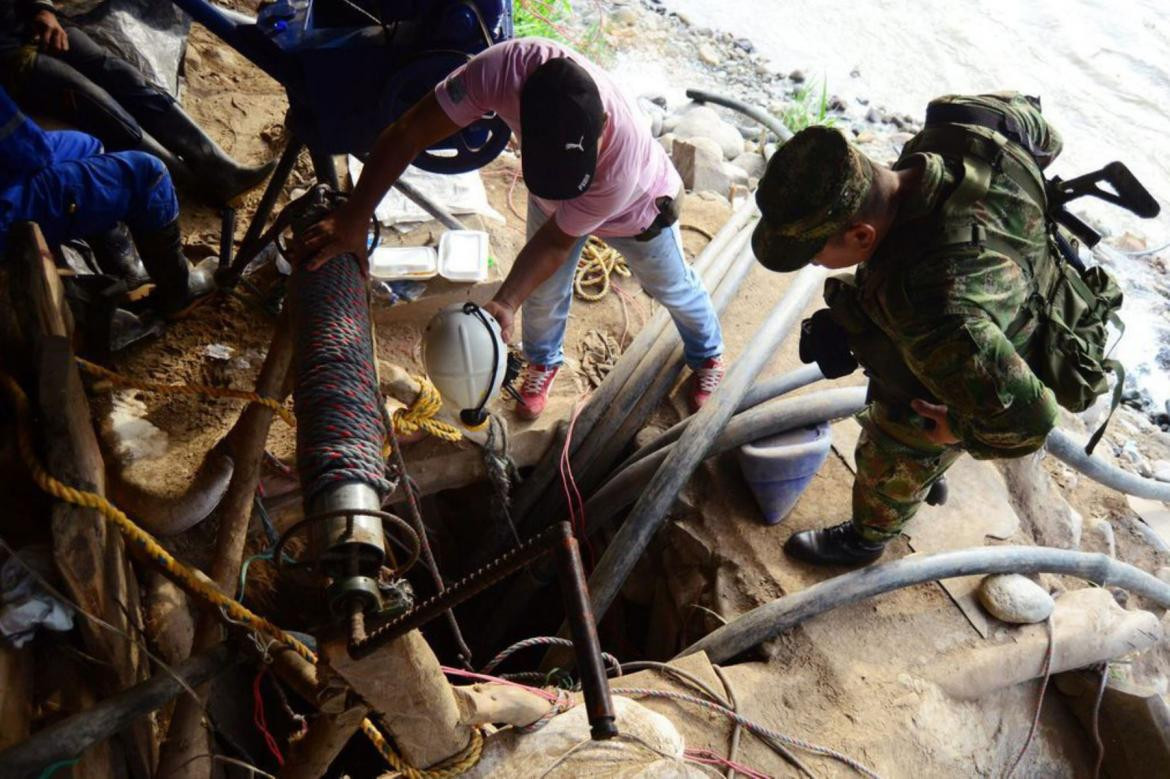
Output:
top-left (852, 402), bottom-right (963, 542)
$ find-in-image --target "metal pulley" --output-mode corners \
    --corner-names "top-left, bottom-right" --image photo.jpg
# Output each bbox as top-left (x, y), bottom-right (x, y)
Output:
top-left (423, 302), bottom-right (508, 428)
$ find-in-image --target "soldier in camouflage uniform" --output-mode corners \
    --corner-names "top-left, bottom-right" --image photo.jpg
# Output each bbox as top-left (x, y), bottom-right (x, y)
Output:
top-left (753, 92), bottom-right (1064, 566)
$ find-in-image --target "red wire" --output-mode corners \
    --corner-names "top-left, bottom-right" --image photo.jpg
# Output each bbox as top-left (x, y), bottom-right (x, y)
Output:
top-left (684, 748), bottom-right (771, 778)
top-left (558, 395), bottom-right (595, 567)
top-left (252, 668), bottom-right (285, 766)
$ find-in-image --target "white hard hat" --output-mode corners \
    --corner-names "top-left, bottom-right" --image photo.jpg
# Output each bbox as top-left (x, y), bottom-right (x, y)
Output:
top-left (423, 302), bottom-right (508, 428)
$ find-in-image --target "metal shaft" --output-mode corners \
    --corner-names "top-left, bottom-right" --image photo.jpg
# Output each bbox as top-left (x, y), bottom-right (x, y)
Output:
top-left (555, 530), bottom-right (617, 740)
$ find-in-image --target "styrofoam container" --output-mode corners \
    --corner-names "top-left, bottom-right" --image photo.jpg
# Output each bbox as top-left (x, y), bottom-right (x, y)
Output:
top-left (737, 422), bottom-right (832, 525)
top-left (438, 230), bottom-right (490, 282)
top-left (369, 245), bottom-right (437, 281)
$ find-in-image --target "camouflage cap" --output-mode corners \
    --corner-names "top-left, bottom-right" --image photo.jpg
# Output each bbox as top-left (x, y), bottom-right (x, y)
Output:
top-left (752, 125), bottom-right (874, 272)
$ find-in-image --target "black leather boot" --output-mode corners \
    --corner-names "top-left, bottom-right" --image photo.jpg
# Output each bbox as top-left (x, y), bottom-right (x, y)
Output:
top-left (131, 220), bottom-right (214, 316)
top-left (925, 476), bottom-right (949, 506)
top-left (139, 104), bottom-right (275, 206)
top-left (784, 521), bottom-right (887, 567)
top-left (87, 224), bottom-right (151, 290)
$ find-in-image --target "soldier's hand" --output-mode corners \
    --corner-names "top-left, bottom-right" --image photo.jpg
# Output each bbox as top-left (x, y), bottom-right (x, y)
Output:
top-left (32, 10), bottom-right (68, 53)
top-left (911, 399), bottom-right (960, 446)
top-left (293, 208), bottom-right (369, 273)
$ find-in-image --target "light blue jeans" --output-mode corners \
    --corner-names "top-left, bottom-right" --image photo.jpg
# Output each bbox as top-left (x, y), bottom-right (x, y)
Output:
top-left (521, 197), bottom-right (724, 369)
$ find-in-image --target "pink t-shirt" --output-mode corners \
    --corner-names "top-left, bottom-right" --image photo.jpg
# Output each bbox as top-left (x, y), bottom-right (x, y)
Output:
top-left (435, 38), bottom-right (680, 239)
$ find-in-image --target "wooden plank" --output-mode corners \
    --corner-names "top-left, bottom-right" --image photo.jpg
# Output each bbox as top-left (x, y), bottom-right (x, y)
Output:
top-left (156, 316), bottom-right (294, 779)
top-left (5, 223), bottom-right (153, 778)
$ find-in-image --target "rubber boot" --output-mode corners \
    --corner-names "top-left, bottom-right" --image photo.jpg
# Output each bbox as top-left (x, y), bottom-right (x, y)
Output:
top-left (63, 275), bottom-right (161, 359)
top-left (87, 223), bottom-right (151, 291)
top-left (139, 104), bottom-right (275, 206)
top-left (783, 521), bottom-right (887, 567)
top-left (131, 220), bottom-right (215, 317)
top-left (136, 129), bottom-right (198, 194)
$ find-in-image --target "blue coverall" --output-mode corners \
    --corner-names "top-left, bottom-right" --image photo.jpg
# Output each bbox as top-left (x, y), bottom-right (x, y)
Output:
top-left (0, 85), bottom-right (177, 255)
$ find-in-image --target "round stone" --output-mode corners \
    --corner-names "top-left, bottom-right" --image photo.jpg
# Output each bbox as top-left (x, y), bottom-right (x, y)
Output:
top-left (978, 574), bottom-right (1055, 624)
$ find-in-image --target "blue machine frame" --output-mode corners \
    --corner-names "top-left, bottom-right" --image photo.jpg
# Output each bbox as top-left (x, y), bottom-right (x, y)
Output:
top-left (172, 0), bottom-right (516, 286)
top-left (171, 0), bottom-right (513, 171)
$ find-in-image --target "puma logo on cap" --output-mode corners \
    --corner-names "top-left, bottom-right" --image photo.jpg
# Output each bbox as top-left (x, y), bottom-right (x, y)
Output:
top-left (564, 135), bottom-right (585, 152)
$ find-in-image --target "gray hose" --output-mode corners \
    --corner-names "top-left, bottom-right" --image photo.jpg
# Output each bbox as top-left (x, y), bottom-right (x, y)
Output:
top-left (568, 232), bottom-right (759, 498)
top-left (584, 265), bottom-right (828, 621)
top-left (1046, 429), bottom-right (1170, 501)
top-left (686, 88), bottom-right (793, 142)
top-left (680, 547), bottom-right (1170, 664)
top-left (392, 179), bottom-right (469, 231)
top-left (620, 368), bottom-right (1170, 504)
top-left (586, 387), bottom-right (867, 534)
top-left (510, 197), bottom-right (760, 526)
top-left (618, 364), bottom-right (826, 472)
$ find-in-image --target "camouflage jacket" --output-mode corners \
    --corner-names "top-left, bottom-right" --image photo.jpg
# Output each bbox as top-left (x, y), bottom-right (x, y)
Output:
top-left (844, 93), bottom-right (1063, 460)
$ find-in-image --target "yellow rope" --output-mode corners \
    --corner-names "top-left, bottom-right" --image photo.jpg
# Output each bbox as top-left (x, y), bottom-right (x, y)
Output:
top-left (392, 375), bottom-right (463, 442)
top-left (573, 237), bottom-right (630, 302)
top-left (76, 357), bottom-right (295, 427)
top-left (0, 371), bottom-right (481, 778)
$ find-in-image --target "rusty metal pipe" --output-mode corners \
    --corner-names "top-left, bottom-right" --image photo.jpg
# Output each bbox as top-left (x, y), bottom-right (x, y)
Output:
top-left (555, 531), bottom-right (617, 740)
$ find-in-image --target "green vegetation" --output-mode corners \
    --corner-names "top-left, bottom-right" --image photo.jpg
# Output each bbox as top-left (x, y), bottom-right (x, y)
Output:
top-left (779, 78), bottom-right (836, 134)
top-left (512, 0), bottom-right (611, 63)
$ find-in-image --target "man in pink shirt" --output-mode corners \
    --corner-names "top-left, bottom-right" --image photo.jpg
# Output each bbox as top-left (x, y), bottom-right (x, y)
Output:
top-left (296, 38), bottom-right (725, 419)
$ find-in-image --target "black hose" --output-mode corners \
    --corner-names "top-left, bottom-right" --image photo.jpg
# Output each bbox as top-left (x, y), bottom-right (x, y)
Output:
top-left (686, 88), bottom-right (793, 142)
top-left (679, 547), bottom-right (1170, 664)
top-left (584, 265), bottom-right (828, 621)
top-left (617, 363), bottom-right (826, 472)
top-left (554, 229), bottom-right (758, 508)
top-left (586, 387), bottom-right (867, 534)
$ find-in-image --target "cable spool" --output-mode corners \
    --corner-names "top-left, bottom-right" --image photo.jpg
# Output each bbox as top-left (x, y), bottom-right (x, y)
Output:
top-left (286, 186), bottom-right (390, 622)
top-left (423, 302), bottom-right (507, 429)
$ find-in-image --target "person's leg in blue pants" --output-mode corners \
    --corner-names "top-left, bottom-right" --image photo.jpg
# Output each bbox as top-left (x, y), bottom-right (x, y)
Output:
top-left (606, 226), bottom-right (723, 370)
top-left (5, 130), bottom-right (197, 312)
top-left (521, 196), bottom-right (724, 369)
top-left (520, 197), bottom-right (590, 369)
top-left (15, 131), bottom-right (178, 249)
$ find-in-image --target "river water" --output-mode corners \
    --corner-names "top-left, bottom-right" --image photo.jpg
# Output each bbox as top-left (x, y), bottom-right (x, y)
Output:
top-left (665, 0), bottom-right (1170, 410)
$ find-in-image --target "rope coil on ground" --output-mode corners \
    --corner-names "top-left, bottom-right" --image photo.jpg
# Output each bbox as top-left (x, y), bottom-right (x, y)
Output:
top-left (0, 371), bottom-right (482, 779)
top-left (76, 357), bottom-right (295, 426)
top-left (574, 237), bottom-right (629, 301)
top-left (392, 375), bottom-right (463, 442)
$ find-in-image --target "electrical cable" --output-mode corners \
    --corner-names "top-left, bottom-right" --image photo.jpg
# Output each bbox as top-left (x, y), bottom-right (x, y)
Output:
top-left (481, 636), bottom-right (621, 677)
top-left (1091, 661), bottom-right (1109, 779)
top-left (1005, 617), bottom-right (1056, 778)
top-left (610, 687), bottom-right (882, 778)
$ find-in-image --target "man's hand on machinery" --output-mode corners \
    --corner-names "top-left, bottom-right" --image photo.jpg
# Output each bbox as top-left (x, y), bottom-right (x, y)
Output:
top-left (910, 399), bottom-right (961, 446)
top-left (293, 209), bottom-right (369, 272)
top-left (483, 299), bottom-right (516, 342)
top-left (32, 10), bottom-right (68, 53)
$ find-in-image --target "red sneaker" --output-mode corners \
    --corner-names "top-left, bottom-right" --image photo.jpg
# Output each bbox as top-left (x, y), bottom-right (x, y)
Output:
top-left (516, 363), bottom-right (559, 420)
top-left (686, 356), bottom-right (725, 412)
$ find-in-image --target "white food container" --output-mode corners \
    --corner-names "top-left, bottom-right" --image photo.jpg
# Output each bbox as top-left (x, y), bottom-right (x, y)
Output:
top-left (438, 230), bottom-right (490, 283)
top-left (369, 245), bottom-right (438, 281)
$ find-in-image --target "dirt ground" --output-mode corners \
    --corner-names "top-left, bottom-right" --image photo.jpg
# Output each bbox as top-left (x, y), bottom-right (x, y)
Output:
top-left (83, 13), bottom-right (1170, 779)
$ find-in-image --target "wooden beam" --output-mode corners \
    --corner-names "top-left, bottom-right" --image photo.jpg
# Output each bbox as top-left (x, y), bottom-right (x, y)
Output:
top-left (3, 222), bottom-right (154, 778)
top-left (0, 646), bottom-right (233, 776)
top-left (156, 314), bottom-right (294, 779)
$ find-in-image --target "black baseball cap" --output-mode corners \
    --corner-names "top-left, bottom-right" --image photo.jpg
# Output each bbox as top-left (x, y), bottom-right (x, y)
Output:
top-left (520, 57), bottom-right (604, 200)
